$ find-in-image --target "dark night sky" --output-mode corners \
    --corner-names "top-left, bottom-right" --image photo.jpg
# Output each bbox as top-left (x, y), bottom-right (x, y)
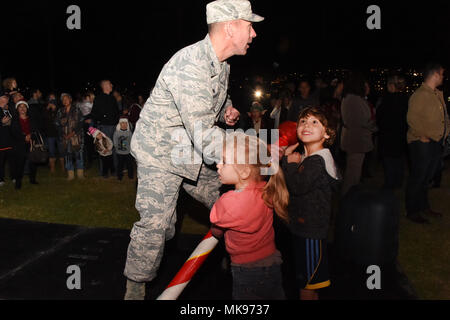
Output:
top-left (1, 0), bottom-right (449, 94)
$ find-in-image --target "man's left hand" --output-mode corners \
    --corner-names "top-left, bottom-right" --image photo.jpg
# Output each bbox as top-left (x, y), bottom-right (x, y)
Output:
top-left (224, 106), bottom-right (240, 126)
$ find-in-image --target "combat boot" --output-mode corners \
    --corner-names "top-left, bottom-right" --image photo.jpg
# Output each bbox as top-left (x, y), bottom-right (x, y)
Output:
top-left (67, 170), bottom-right (75, 181)
top-left (76, 169), bottom-right (85, 179)
top-left (124, 279), bottom-right (145, 300)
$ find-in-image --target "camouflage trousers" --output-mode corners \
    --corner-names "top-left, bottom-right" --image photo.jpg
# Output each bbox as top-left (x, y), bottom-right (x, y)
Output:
top-left (124, 164), bottom-right (221, 283)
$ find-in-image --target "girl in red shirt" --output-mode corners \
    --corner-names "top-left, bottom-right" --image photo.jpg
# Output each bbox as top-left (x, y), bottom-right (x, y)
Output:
top-left (210, 132), bottom-right (289, 300)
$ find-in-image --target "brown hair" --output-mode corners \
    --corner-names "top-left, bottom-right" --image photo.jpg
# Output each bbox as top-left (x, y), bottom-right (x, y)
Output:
top-left (297, 106), bottom-right (337, 148)
top-left (225, 132), bottom-right (290, 222)
top-left (2, 78), bottom-right (17, 90)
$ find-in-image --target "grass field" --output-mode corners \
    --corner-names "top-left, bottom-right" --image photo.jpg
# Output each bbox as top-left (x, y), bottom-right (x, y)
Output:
top-left (396, 183), bottom-right (450, 300)
top-left (0, 158), bottom-right (449, 299)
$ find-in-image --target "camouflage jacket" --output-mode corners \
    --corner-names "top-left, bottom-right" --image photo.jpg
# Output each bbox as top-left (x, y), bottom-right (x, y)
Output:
top-left (55, 105), bottom-right (84, 152)
top-left (131, 34), bottom-right (232, 181)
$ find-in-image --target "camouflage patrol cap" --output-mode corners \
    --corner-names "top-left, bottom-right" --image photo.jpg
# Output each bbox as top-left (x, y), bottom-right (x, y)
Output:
top-left (206, 0), bottom-right (264, 24)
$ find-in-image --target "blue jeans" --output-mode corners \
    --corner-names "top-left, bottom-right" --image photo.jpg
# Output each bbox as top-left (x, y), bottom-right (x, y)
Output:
top-left (65, 144), bottom-right (84, 171)
top-left (405, 140), bottom-right (442, 215)
top-left (231, 263), bottom-right (285, 300)
top-left (45, 137), bottom-right (63, 158)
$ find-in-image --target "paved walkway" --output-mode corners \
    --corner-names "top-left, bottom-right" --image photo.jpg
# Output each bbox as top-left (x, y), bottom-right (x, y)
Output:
top-left (0, 218), bottom-right (417, 300)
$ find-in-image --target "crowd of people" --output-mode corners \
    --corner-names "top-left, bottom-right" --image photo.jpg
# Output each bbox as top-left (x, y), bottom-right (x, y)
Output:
top-left (1, 0), bottom-right (449, 300)
top-left (1, 62), bottom-right (448, 300)
top-left (0, 0), bottom-right (448, 302)
top-left (236, 62), bottom-right (449, 225)
top-left (0, 77), bottom-right (144, 189)
top-left (0, 63), bottom-right (448, 285)
top-left (212, 62), bottom-right (449, 300)
top-left (119, 0), bottom-right (449, 301)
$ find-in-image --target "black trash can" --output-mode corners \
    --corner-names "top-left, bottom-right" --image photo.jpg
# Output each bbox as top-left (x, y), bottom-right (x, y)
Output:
top-left (335, 185), bottom-right (400, 266)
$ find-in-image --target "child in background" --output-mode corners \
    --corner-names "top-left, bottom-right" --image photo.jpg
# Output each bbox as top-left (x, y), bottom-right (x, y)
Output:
top-left (281, 106), bottom-right (340, 300)
top-left (113, 117), bottom-right (134, 180)
top-left (210, 132), bottom-right (289, 300)
top-left (89, 127), bottom-right (114, 177)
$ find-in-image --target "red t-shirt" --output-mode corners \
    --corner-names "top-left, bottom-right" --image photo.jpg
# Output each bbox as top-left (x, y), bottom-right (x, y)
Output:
top-left (210, 181), bottom-right (276, 264)
top-left (19, 117), bottom-right (31, 136)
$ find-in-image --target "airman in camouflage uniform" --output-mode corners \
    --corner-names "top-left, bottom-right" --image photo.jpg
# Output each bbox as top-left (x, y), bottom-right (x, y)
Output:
top-left (124, 0), bottom-right (264, 300)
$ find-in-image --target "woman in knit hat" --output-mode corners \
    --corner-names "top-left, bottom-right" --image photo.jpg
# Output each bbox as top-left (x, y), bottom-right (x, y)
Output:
top-left (10, 101), bottom-right (39, 189)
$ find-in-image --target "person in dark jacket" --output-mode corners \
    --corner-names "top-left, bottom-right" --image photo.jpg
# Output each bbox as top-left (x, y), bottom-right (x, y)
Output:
top-left (0, 92), bottom-right (15, 186)
top-left (43, 95), bottom-right (64, 173)
top-left (90, 80), bottom-right (120, 127)
top-left (11, 101), bottom-right (39, 189)
top-left (340, 72), bottom-right (377, 196)
top-left (27, 88), bottom-right (45, 133)
top-left (279, 89), bottom-right (294, 125)
top-left (376, 75), bottom-right (409, 189)
top-left (281, 106), bottom-right (340, 300)
top-left (78, 92), bottom-right (96, 169)
top-left (128, 94), bottom-right (144, 132)
top-left (2, 78), bottom-right (19, 116)
top-left (113, 90), bottom-right (125, 114)
top-left (90, 80), bottom-right (119, 176)
top-left (320, 79), bottom-right (344, 168)
top-left (240, 101), bottom-right (273, 137)
top-left (289, 80), bottom-right (320, 121)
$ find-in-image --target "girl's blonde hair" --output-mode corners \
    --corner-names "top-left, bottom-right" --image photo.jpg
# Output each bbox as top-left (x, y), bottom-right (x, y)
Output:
top-left (224, 132), bottom-right (290, 222)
